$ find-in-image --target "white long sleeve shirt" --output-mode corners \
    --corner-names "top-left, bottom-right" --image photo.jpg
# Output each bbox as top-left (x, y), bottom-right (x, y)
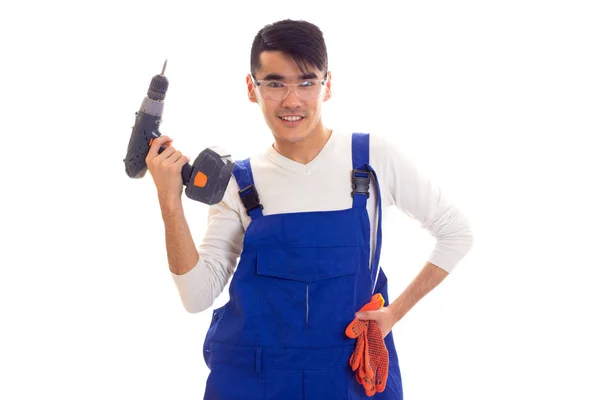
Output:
top-left (171, 130), bottom-right (473, 313)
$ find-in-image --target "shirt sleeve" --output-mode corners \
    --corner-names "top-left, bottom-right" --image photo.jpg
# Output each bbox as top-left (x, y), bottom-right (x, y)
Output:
top-left (170, 175), bottom-right (245, 313)
top-left (371, 134), bottom-right (474, 272)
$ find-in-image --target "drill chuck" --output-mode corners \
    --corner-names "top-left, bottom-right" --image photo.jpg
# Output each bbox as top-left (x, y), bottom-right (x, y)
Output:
top-left (147, 60), bottom-right (169, 101)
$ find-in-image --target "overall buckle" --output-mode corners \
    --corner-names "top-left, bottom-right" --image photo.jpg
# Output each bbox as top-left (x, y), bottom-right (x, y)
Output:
top-left (351, 169), bottom-right (370, 198)
top-left (239, 184), bottom-right (264, 216)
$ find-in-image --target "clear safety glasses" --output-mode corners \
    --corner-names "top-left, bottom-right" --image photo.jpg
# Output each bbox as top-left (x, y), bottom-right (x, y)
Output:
top-left (251, 75), bottom-right (328, 102)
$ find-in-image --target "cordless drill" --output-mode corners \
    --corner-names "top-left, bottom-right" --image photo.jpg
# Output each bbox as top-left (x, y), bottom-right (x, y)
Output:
top-left (123, 60), bottom-right (235, 205)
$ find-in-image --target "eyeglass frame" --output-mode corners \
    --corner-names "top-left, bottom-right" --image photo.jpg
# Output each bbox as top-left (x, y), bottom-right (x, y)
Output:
top-left (250, 73), bottom-right (329, 101)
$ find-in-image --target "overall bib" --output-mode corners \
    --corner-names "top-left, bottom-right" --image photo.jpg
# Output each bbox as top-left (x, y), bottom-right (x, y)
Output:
top-left (202, 133), bottom-right (404, 399)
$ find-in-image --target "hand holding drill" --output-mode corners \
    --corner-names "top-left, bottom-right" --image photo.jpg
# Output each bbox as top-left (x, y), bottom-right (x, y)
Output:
top-left (145, 135), bottom-right (189, 210)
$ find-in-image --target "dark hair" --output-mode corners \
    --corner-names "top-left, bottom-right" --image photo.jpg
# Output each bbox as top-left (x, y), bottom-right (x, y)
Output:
top-left (250, 19), bottom-right (328, 76)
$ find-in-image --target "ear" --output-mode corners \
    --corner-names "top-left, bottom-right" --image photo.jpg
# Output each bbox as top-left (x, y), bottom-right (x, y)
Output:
top-left (323, 71), bottom-right (332, 102)
top-left (246, 73), bottom-right (258, 103)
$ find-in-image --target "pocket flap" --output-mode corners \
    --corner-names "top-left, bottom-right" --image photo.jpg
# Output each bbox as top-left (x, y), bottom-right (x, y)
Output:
top-left (256, 246), bottom-right (358, 282)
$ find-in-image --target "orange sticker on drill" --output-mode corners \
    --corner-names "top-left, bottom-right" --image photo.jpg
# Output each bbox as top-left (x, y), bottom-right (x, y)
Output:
top-left (194, 171), bottom-right (208, 188)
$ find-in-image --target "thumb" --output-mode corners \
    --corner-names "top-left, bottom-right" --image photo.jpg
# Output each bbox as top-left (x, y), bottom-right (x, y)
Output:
top-left (356, 310), bottom-right (380, 320)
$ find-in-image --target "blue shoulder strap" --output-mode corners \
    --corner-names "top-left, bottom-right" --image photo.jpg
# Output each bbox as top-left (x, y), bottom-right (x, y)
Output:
top-left (232, 158), bottom-right (264, 219)
top-left (352, 133), bottom-right (370, 210)
top-left (351, 132), bottom-right (383, 294)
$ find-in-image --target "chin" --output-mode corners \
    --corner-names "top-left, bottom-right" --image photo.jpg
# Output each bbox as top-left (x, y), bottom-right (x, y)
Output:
top-left (271, 120), bottom-right (314, 144)
top-left (280, 133), bottom-right (309, 143)
top-left (273, 129), bottom-right (312, 144)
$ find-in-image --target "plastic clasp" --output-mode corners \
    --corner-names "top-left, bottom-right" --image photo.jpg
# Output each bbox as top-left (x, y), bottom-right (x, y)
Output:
top-left (239, 184), bottom-right (264, 216)
top-left (351, 169), bottom-right (371, 198)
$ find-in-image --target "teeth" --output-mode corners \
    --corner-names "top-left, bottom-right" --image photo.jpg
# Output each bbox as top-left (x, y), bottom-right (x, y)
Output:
top-left (281, 116), bottom-right (302, 122)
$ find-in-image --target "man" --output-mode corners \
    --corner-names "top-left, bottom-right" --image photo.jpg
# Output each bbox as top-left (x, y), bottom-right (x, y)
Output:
top-left (146, 19), bottom-right (473, 400)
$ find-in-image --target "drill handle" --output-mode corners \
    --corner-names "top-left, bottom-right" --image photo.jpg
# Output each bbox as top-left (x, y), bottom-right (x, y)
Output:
top-left (157, 145), bottom-right (194, 185)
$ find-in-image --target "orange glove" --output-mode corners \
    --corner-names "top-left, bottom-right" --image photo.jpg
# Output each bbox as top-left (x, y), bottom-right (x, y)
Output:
top-left (364, 320), bottom-right (389, 396)
top-left (349, 325), bottom-right (373, 388)
top-left (346, 294), bottom-right (386, 395)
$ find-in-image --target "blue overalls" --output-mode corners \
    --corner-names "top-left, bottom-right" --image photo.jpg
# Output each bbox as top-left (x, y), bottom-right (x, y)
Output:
top-left (202, 133), bottom-right (404, 399)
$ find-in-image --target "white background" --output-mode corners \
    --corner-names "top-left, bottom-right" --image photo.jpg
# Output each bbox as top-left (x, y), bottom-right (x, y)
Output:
top-left (2, 0), bottom-right (599, 399)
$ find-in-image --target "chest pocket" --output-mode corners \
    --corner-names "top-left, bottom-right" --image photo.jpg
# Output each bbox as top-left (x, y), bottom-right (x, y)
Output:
top-left (255, 246), bottom-right (362, 348)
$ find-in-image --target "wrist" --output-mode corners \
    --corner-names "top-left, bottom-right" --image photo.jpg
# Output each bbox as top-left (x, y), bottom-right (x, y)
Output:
top-left (388, 296), bottom-right (409, 323)
top-left (159, 195), bottom-right (184, 218)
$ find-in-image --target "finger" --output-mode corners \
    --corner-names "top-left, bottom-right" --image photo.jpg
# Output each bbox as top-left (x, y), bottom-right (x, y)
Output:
top-left (173, 153), bottom-right (190, 169)
top-left (355, 309), bottom-right (381, 321)
top-left (362, 332), bottom-right (374, 380)
top-left (357, 333), bottom-right (367, 379)
top-left (376, 358), bottom-right (389, 393)
top-left (346, 318), bottom-right (367, 338)
top-left (155, 145), bottom-right (177, 164)
top-left (356, 373), bottom-right (364, 386)
top-left (166, 152), bottom-right (188, 171)
top-left (365, 379), bottom-right (376, 397)
top-left (148, 135), bottom-right (172, 158)
top-left (349, 333), bottom-right (365, 371)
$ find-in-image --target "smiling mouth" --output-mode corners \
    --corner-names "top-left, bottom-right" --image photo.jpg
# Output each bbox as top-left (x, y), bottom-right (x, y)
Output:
top-left (279, 115), bottom-right (304, 122)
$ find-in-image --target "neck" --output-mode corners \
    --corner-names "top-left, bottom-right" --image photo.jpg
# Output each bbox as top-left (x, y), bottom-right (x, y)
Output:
top-left (272, 123), bottom-right (333, 165)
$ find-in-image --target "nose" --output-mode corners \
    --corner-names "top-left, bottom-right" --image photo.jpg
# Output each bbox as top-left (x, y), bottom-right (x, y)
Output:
top-left (281, 87), bottom-right (303, 108)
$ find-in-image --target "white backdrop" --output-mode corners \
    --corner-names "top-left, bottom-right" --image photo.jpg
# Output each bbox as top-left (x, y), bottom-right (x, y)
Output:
top-left (2, 1), bottom-right (599, 399)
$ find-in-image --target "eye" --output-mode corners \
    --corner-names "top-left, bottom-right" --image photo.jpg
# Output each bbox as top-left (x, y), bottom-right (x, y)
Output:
top-left (265, 81), bottom-right (285, 88)
top-left (299, 80), bottom-right (316, 87)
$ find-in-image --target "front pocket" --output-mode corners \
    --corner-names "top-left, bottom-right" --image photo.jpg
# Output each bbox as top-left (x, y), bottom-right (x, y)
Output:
top-left (256, 246), bottom-right (358, 282)
top-left (255, 246), bottom-right (359, 347)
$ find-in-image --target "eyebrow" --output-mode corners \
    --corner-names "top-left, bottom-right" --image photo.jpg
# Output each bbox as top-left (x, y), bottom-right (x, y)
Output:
top-left (261, 72), bottom-right (319, 81)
